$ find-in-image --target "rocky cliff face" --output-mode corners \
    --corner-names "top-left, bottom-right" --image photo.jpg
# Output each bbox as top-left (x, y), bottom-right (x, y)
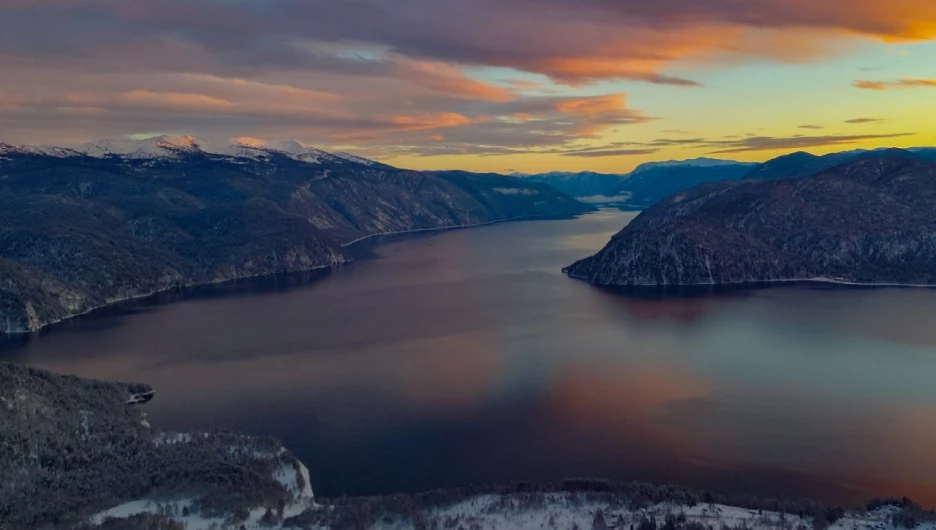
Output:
top-left (0, 363), bottom-right (314, 529)
top-left (564, 154), bottom-right (936, 287)
top-left (0, 146), bottom-right (591, 333)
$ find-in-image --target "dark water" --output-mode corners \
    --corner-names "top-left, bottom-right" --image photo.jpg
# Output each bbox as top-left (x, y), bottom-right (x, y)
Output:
top-left (5, 210), bottom-right (936, 506)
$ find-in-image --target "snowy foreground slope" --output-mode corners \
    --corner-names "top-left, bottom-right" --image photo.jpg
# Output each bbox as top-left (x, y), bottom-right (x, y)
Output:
top-left (0, 364), bottom-right (315, 530)
top-left (87, 487), bottom-right (935, 530)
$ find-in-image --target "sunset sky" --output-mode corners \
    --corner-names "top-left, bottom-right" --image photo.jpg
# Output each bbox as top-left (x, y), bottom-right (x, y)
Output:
top-left (1, 0), bottom-right (934, 173)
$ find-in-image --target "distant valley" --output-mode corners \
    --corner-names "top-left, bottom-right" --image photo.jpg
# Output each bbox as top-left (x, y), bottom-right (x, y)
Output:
top-left (519, 158), bottom-right (756, 209)
top-left (521, 147), bottom-right (936, 209)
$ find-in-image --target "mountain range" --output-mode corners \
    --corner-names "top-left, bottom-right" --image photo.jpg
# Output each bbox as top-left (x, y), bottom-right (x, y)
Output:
top-left (564, 151), bottom-right (936, 287)
top-left (0, 136), bottom-right (592, 333)
top-left (520, 148), bottom-right (936, 209)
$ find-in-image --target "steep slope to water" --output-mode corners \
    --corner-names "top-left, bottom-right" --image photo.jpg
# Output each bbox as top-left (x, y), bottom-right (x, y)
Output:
top-left (565, 154), bottom-right (936, 286)
top-left (0, 140), bottom-right (591, 333)
top-left (0, 363), bottom-right (314, 529)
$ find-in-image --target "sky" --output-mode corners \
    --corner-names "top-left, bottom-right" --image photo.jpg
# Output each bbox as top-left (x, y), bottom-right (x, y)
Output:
top-left (0, 0), bottom-right (934, 173)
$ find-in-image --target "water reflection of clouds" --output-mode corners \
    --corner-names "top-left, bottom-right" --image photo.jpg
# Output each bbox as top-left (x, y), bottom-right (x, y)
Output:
top-left (542, 359), bottom-right (714, 463)
top-left (541, 356), bottom-right (936, 505)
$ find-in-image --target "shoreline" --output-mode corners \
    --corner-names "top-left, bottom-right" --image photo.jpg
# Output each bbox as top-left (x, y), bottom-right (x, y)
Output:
top-left (10, 263), bottom-right (341, 336)
top-left (338, 213), bottom-right (583, 247)
top-left (7, 214), bottom-right (579, 337)
top-left (565, 272), bottom-right (936, 290)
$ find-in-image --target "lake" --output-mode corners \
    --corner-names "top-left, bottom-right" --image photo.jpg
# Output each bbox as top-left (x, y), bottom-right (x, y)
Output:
top-left (4, 209), bottom-right (936, 506)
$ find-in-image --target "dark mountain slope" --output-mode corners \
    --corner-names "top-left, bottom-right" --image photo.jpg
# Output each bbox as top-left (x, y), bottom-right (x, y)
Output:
top-left (0, 363), bottom-right (314, 529)
top-left (0, 148), bottom-right (591, 333)
top-left (564, 155), bottom-right (936, 286)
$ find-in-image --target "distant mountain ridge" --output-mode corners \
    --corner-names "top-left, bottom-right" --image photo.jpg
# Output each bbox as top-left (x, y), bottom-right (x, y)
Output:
top-left (0, 137), bottom-right (591, 333)
top-left (564, 152), bottom-right (936, 287)
top-left (630, 157), bottom-right (748, 174)
top-left (744, 147), bottom-right (936, 180)
top-left (521, 158), bottom-right (756, 208)
top-left (521, 171), bottom-right (628, 199)
top-left (519, 148), bottom-right (935, 210)
top-left (1, 135), bottom-right (390, 167)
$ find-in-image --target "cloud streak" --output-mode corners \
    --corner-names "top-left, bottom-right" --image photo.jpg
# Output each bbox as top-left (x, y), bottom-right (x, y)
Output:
top-left (561, 148), bottom-right (659, 158)
top-left (854, 78), bottom-right (936, 90)
top-left (590, 132), bottom-right (919, 155)
top-left (845, 118), bottom-right (887, 124)
top-left (705, 133), bottom-right (915, 153)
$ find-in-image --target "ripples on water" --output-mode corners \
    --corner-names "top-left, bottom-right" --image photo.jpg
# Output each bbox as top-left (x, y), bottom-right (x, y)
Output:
top-left (5, 210), bottom-right (936, 506)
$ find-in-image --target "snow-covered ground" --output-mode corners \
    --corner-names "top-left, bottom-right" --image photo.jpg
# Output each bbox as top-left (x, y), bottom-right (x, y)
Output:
top-left (353, 497), bottom-right (935, 530)
top-left (90, 463), bottom-right (316, 530)
top-left (88, 487), bottom-right (936, 530)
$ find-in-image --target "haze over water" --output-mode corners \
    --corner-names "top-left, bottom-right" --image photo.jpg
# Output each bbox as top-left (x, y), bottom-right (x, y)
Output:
top-left (5, 210), bottom-right (936, 506)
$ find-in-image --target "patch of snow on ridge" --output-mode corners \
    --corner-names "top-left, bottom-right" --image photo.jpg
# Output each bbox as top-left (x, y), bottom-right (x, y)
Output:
top-left (0, 142), bottom-right (85, 157)
top-left (272, 461), bottom-right (317, 516)
top-left (297, 462), bottom-right (314, 501)
top-left (91, 499), bottom-right (228, 530)
top-left (494, 187), bottom-right (538, 195)
top-left (224, 137), bottom-right (331, 163)
top-left (334, 151), bottom-right (378, 166)
top-left (152, 432), bottom-right (194, 446)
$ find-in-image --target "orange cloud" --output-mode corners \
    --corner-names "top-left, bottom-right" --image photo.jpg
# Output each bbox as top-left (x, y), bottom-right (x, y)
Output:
top-left (179, 75), bottom-right (340, 102)
top-left (855, 78), bottom-right (936, 90)
top-left (503, 79), bottom-right (543, 90)
top-left (395, 59), bottom-right (515, 102)
top-left (532, 57), bottom-right (703, 86)
top-left (510, 113), bottom-right (538, 122)
top-left (555, 94), bottom-right (629, 116)
top-left (122, 90), bottom-right (233, 109)
top-left (387, 112), bottom-right (477, 131)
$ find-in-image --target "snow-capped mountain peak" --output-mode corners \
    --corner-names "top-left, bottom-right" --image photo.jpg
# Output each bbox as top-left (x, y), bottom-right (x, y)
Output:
top-left (2, 135), bottom-right (384, 167)
top-left (224, 137), bottom-right (380, 166)
top-left (80, 135), bottom-right (205, 159)
top-left (225, 137), bottom-right (334, 163)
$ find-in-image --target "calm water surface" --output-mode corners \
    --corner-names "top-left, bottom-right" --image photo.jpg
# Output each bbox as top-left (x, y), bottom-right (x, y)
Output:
top-left (4, 210), bottom-right (936, 506)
